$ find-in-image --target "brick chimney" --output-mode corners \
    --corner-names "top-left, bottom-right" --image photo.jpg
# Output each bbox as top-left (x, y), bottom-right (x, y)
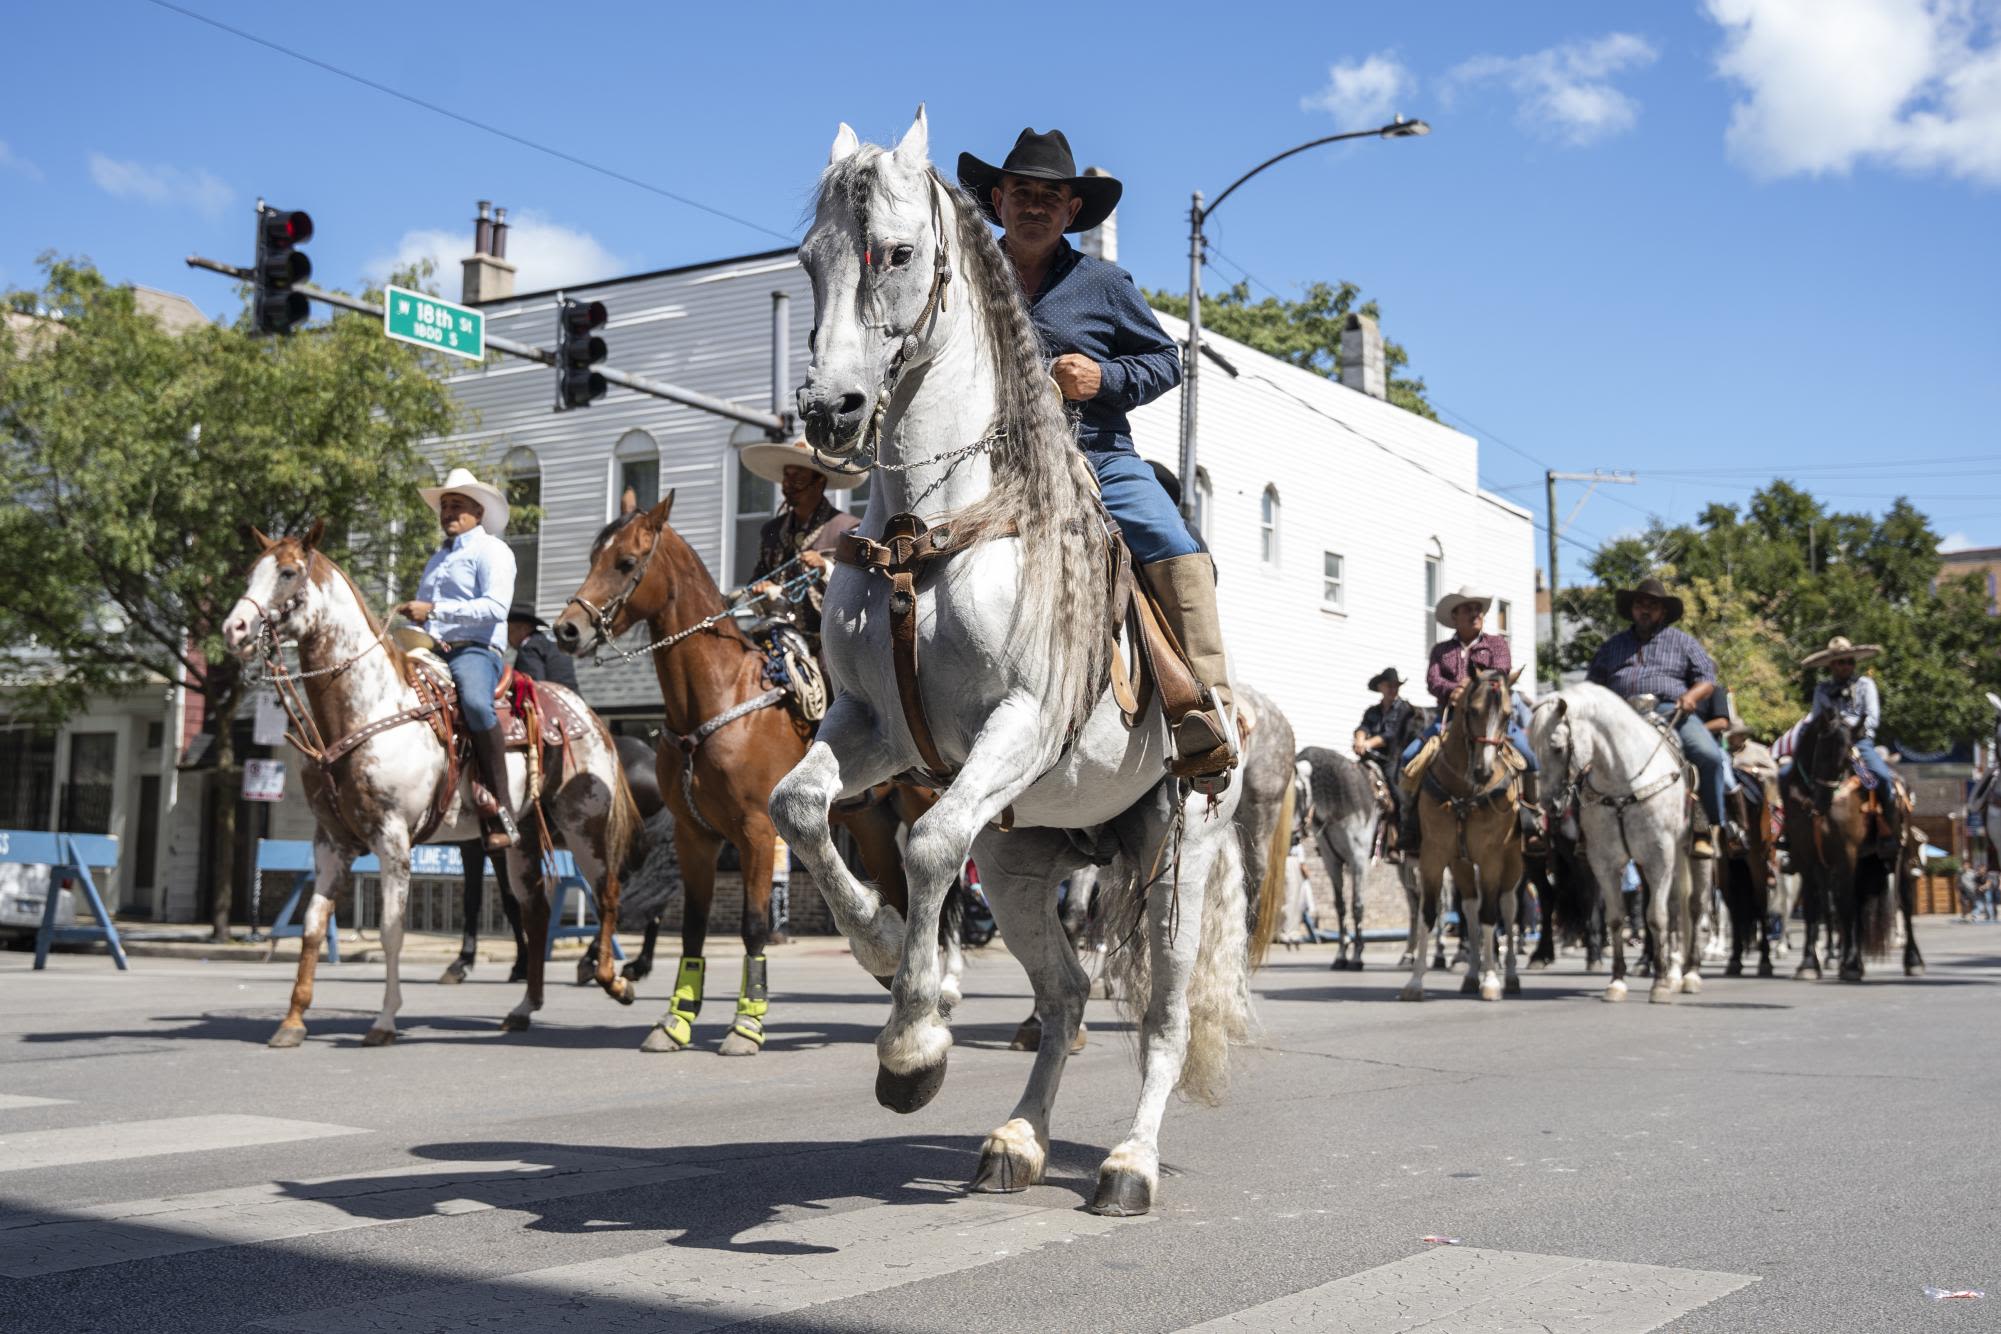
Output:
top-left (1076, 166), bottom-right (1118, 263)
top-left (461, 200), bottom-right (516, 305)
top-left (1339, 311), bottom-right (1386, 400)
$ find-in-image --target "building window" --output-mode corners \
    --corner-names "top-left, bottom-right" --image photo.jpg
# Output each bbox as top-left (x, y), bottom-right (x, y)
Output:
top-left (732, 459), bottom-right (776, 589)
top-left (502, 446), bottom-right (541, 608)
top-left (1497, 599), bottom-right (1513, 636)
top-left (1424, 538), bottom-right (1445, 654)
top-left (1259, 486), bottom-right (1280, 566)
top-left (0, 728), bottom-right (57, 830)
top-left (1322, 552), bottom-right (1345, 612)
top-left (613, 429), bottom-right (659, 515)
top-left (1193, 468), bottom-right (1213, 540)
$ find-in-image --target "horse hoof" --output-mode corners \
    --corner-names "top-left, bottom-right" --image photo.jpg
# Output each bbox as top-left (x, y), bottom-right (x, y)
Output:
top-left (362, 1026), bottom-right (399, 1046)
top-left (1067, 1022), bottom-right (1088, 1054)
top-left (1649, 984), bottom-right (1677, 1004)
top-left (1459, 973), bottom-right (1479, 995)
top-left (1839, 965), bottom-right (1865, 984)
top-left (497, 1013), bottom-right (531, 1033)
top-left (1397, 952), bottom-right (1415, 969)
top-left (1330, 955), bottom-right (1350, 971)
top-left (267, 1024), bottom-right (307, 1049)
top-left (1480, 981), bottom-right (1503, 1002)
top-left (620, 960), bottom-right (651, 984)
top-left (1724, 960), bottom-right (1743, 978)
top-left (1009, 1019), bottom-right (1042, 1052)
top-left (609, 977), bottom-right (636, 1007)
top-left (1525, 958), bottom-right (1549, 972)
top-left (971, 1139), bottom-right (1043, 1193)
top-left (438, 958), bottom-right (470, 986)
top-left (1088, 1168), bottom-right (1153, 1218)
top-left (1905, 963), bottom-right (1925, 978)
top-left (875, 1058), bottom-right (947, 1114)
top-left (1605, 982), bottom-right (1627, 1003)
top-left (1757, 960), bottom-right (1775, 979)
top-left (1681, 973), bottom-right (1703, 995)
top-left (718, 1030), bottom-right (763, 1058)
top-left (639, 1023), bottom-right (689, 1053)
top-left (1794, 965), bottom-right (1822, 981)
top-left (575, 958), bottom-right (596, 987)
top-left (1584, 960), bottom-right (1603, 975)
top-left (1504, 975), bottom-right (1522, 996)
top-left (1350, 956), bottom-right (1365, 972)
top-left (1398, 984), bottom-right (1425, 1002)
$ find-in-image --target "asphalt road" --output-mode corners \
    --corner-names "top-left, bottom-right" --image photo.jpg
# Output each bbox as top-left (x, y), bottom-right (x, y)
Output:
top-left (1, 919), bottom-right (1996, 1332)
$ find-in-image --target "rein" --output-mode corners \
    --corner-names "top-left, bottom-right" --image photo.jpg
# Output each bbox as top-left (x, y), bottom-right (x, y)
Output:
top-left (1555, 705), bottom-right (1687, 865)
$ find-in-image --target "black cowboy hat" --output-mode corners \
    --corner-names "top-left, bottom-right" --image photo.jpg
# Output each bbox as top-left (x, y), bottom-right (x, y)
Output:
top-left (1614, 576), bottom-right (1685, 626)
top-left (1367, 667), bottom-right (1407, 691)
top-left (957, 129), bottom-right (1122, 233)
top-left (507, 603), bottom-right (548, 629)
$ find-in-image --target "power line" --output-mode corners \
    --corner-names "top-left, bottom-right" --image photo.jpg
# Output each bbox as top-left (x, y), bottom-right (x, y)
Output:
top-left (1428, 401), bottom-right (1552, 473)
top-left (143, 0), bottom-right (796, 244)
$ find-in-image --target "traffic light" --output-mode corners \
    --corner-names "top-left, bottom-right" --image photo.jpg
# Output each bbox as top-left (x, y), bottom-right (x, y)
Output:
top-left (555, 298), bottom-right (608, 409)
top-left (252, 204), bottom-right (314, 336)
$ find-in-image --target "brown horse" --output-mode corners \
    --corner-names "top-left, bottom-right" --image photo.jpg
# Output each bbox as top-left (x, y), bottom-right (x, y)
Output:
top-left (1402, 668), bottom-right (1526, 1002)
top-left (552, 493), bottom-right (932, 1054)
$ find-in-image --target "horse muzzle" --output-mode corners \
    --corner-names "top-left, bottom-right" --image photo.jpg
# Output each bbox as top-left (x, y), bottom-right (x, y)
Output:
top-left (550, 608), bottom-right (596, 656)
top-left (796, 382), bottom-right (870, 454)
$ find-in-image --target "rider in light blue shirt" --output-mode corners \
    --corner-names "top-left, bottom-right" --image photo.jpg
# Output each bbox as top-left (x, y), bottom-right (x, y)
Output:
top-left (394, 468), bottom-right (520, 850)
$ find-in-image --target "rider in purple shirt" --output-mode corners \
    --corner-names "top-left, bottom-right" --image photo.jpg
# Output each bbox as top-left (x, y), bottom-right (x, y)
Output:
top-left (1400, 588), bottom-right (1538, 848)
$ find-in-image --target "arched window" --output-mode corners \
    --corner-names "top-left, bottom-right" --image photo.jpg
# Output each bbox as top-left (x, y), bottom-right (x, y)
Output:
top-left (1192, 468), bottom-right (1213, 540)
top-left (502, 446), bottom-right (541, 608)
top-left (1259, 485), bottom-right (1280, 566)
top-left (613, 429), bottom-right (660, 515)
top-left (1423, 536), bottom-right (1445, 653)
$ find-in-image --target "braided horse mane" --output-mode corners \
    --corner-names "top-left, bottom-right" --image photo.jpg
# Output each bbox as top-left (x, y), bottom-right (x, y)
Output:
top-left (817, 151), bottom-right (1113, 737)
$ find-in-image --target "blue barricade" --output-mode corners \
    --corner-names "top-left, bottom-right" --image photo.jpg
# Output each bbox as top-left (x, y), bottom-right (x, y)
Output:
top-left (0, 829), bottom-right (128, 971)
top-left (257, 840), bottom-right (621, 963)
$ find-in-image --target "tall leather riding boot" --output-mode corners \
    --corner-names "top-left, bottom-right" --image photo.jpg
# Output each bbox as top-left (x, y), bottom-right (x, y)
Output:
top-left (467, 725), bottom-right (519, 851)
top-left (1400, 795), bottom-right (1423, 856)
top-left (1144, 554), bottom-right (1236, 786)
top-left (1519, 769), bottom-right (1545, 850)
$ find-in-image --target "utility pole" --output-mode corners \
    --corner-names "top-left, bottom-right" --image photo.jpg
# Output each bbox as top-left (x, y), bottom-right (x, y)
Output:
top-left (1544, 469), bottom-right (1638, 680)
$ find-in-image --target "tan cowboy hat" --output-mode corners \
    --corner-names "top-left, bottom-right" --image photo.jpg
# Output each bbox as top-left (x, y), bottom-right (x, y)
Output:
top-left (418, 466), bottom-right (508, 535)
top-left (1800, 635), bottom-right (1883, 670)
top-left (1432, 586), bottom-right (1492, 628)
top-left (737, 438), bottom-right (869, 487)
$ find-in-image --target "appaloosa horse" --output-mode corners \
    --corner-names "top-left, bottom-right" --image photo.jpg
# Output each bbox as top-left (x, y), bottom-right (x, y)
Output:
top-left (773, 110), bottom-right (1268, 1217)
top-left (220, 524), bottom-right (643, 1046)
top-left (1297, 744), bottom-right (1415, 970)
top-left (553, 495), bottom-right (944, 1054)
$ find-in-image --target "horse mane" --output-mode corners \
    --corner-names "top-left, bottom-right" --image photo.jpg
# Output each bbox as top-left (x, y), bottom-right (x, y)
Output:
top-left (592, 505), bottom-right (755, 650)
top-left (1296, 745), bottom-right (1375, 823)
top-left (305, 546), bottom-right (416, 685)
top-left (819, 154), bottom-right (1113, 734)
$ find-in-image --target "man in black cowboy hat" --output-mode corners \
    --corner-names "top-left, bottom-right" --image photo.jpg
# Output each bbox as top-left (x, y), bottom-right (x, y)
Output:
top-left (507, 602), bottom-right (579, 692)
top-left (1587, 576), bottom-right (1731, 855)
top-left (959, 128), bottom-right (1234, 784)
top-left (1353, 667), bottom-right (1417, 857)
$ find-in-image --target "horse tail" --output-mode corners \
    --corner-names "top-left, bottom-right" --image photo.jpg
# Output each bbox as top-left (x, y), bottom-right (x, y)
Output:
top-left (1180, 831), bottom-right (1254, 1104)
top-left (1248, 779), bottom-right (1293, 973)
top-left (601, 721), bottom-right (646, 877)
top-left (1858, 856), bottom-right (1896, 959)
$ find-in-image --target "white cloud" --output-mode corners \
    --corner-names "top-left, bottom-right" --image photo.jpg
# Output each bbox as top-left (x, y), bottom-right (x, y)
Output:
top-left (1939, 531), bottom-right (1979, 552)
top-left (368, 212), bottom-right (626, 296)
top-left (0, 139), bottom-right (42, 182)
top-left (1301, 53), bottom-right (1416, 128)
top-left (1705, 0), bottom-right (2001, 184)
top-left (87, 153), bottom-right (233, 218)
top-left (1447, 33), bottom-right (1660, 145)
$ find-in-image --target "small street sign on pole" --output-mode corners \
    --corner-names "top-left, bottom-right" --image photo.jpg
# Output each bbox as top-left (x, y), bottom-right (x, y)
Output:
top-left (383, 285), bottom-right (485, 361)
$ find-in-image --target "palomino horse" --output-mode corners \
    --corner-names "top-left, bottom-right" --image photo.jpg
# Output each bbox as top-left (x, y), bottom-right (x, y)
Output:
top-left (552, 495), bottom-right (944, 1054)
top-left (219, 524), bottom-right (643, 1046)
top-left (1531, 682), bottom-right (1710, 1002)
top-left (1403, 669), bottom-right (1525, 1002)
top-left (773, 110), bottom-right (1266, 1217)
top-left (1782, 710), bottom-right (1922, 982)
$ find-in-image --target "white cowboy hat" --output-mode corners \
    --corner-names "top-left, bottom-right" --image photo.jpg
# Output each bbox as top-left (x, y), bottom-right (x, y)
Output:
top-left (419, 466), bottom-right (509, 535)
top-left (737, 438), bottom-right (868, 487)
top-left (1799, 634), bottom-right (1883, 670)
top-left (1432, 586), bottom-right (1493, 628)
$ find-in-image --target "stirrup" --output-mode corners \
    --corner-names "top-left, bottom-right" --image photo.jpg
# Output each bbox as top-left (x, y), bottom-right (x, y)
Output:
top-left (483, 807), bottom-right (519, 851)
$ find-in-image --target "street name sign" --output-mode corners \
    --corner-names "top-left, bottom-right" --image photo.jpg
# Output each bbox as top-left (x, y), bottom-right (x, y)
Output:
top-left (383, 286), bottom-right (484, 361)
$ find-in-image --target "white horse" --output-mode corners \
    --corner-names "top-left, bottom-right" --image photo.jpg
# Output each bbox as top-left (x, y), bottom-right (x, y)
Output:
top-left (770, 110), bottom-right (1262, 1218)
top-left (1530, 682), bottom-right (1712, 1003)
top-left (220, 524), bottom-right (643, 1046)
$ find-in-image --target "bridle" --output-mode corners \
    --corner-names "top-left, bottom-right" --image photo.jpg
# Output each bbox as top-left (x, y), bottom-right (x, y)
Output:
top-left (242, 551), bottom-right (390, 684)
top-left (564, 519), bottom-right (669, 654)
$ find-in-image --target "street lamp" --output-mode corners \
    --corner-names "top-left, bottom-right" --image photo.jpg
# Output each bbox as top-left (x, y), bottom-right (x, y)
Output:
top-left (1177, 115), bottom-right (1430, 519)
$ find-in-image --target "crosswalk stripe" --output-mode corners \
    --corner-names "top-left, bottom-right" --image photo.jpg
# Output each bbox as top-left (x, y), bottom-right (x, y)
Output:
top-left (0, 1152), bottom-right (720, 1278)
top-left (253, 1194), bottom-right (1147, 1333)
top-left (1181, 1246), bottom-right (1757, 1332)
top-left (0, 1114), bottom-right (365, 1174)
top-left (0, 1095), bottom-right (71, 1110)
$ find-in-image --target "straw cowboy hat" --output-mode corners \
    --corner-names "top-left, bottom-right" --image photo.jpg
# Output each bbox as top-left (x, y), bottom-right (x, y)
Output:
top-left (419, 466), bottom-right (508, 536)
top-left (1367, 667), bottom-right (1408, 691)
top-left (1614, 576), bottom-right (1685, 626)
top-left (1432, 586), bottom-right (1493, 627)
top-left (1800, 635), bottom-right (1883, 670)
top-left (737, 438), bottom-right (868, 487)
top-left (956, 128), bottom-right (1122, 233)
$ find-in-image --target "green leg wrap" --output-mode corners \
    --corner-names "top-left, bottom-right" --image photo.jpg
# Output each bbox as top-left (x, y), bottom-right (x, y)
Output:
top-left (657, 957), bottom-right (705, 1047)
top-left (730, 955), bottom-right (768, 1048)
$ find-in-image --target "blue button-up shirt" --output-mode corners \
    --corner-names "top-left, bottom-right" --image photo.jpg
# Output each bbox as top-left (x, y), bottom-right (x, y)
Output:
top-left (1587, 625), bottom-right (1716, 702)
top-left (1023, 239), bottom-right (1182, 453)
top-left (1810, 675), bottom-right (1881, 739)
top-left (415, 526), bottom-right (515, 651)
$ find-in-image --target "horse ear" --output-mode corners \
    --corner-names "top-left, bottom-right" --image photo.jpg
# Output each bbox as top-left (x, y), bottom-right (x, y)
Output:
top-left (891, 104), bottom-right (929, 169)
top-left (647, 490), bottom-right (676, 528)
top-left (302, 517), bottom-right (325, 550)
top-left (829, 122), bottom-right (860, 166)
top-left (250, 526), bottom-right (274, 550)
top-left (1555, 697), bottom-right (1568, 718)
top-left (1508, 666), bottom-right (1525, 686)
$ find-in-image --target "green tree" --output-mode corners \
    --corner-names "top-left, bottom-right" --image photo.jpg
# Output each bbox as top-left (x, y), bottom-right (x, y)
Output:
top-left (0, 256), bottom-right (458, 936)
top-left (1144, 280), bottom-right (1436, 420)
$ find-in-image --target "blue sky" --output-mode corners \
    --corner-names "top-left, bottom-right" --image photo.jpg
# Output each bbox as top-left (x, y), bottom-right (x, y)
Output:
top-left (3, 0), bottom-right (1997, 565)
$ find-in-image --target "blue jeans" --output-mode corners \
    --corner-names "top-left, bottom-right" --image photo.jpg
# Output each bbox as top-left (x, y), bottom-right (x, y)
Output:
top-left (1086, 449), bottom-right (1200, 565)
top-left (1659, 704), bottom-right (1726, 827)
top-left (1400, 716), bottom-right (1538, 772)
top-left (1854, 737), bottom-right (1896, 795)
top-left (447, 643), bottom-right (503, 730)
